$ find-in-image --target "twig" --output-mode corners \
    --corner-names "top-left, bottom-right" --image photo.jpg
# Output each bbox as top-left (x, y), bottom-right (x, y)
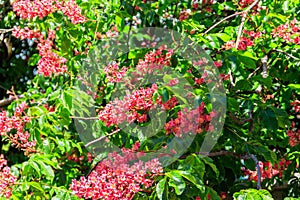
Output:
top-left (85, 128), bottom-right (121, 147)
top-left (197, 150), bottom-right (246, 158)
top-left (204, 12), bottom-right (241, 34)
top-left (249, 154), bottom-right (261, 190)
top-left (270, 49), bottom-right (300, 60)
top-left (0, 28), bottom-right (13, 34)
top-left (247, 64), bottom-right (261, 80)
top-left (228, 112), bottom-right (253, 125)
top-left (235, 0), bottom-right (260, 48)
top-left (69, 116), bottom-right (98, 120)
top-left (204, 0), bottom-right (259, 35)
top-left (0, 94), bottom-right (24, 107)
top-left (235, 13), bottom-right (246, 49)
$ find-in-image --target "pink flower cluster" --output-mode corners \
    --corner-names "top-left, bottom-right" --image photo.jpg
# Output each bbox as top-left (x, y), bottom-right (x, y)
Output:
top-left (272, 19), bottom-right (300, 44)
top-left (11, 0), bottom-right (87, 24)
top-left (222, 29), bottom-right (261, 50)
top-left (11, 0), bottom-right (55, 20)
top-left (13, 27), bottom-right (67, 76)
top-left (135, 45), bottom-right (173, 76)
top-left (104, 62), bottom-right (128, 83)
top-left (96, 26), bottom-right (119, 39)
top-left (156, 96), bottom-right (178, 110)
top-left (223, 37), bottom-right (253, 50)
top-left (243, 159), bottom-right (291, 182)
top-left (288, 121), bottom-right (300, 147)
top-left (55, 0), bottom-right (87, 24)
top-left (99, 84), bottom-right (159, 126)
top-left (70, 144), bottom-right (163, 200)
top-left (0, 102), bottom-right (36, 154)
top-left (164, 102), bottom-right (216, 137)
top-left (0, 155), bottom-right (17, 198)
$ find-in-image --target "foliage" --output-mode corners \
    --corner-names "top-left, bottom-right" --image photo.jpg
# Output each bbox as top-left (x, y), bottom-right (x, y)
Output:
top-left (0, 0), bottom-right (299, 199)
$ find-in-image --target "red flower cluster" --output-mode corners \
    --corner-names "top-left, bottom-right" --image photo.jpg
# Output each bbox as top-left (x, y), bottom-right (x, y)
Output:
top-left (239, 0), bottom-right (256, 8)
top-left (192, 0), bottom-right (214, 12)
top-left (164, 102), bottom-right (216, 137)
top-left (70, 145), bottom-right (162, 200)
top-left (291, 99), bottom-right (300, 113)
top-left (272, 18), bottom-right (300, 44)
top-left (0, 155), bottom-right (17, 198)
top-left (213, 61), bottom-right (222, 68)
top-left (11, 0), bottom-right (87, 24)
top-left (104, 62), bottom-right (128, 83)
top-left (13, 27), bottom-right (67, 76)
top-left (288, 121), bottom-right (300, 147)
top-left (243, 158), bottom-right (291, 182)
top-left (0, 102), bottom-right (36, 155)
top-left (98, 84), bottom-right (159, 126)
top-left (179, 9), bottom-right (191, 21)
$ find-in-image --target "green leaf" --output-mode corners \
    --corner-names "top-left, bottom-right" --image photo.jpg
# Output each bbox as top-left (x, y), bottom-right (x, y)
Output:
top-left (238, 54), bottom-right (257, 69)
top-left (233, 189), bottom-right (273, 200)
top-left (156, 177), bottom-right (167, 200)
top-left (36, 161), bottom-right (55, 182)
top-left (177, 170), bottom-right (205, 192)
top-left (260, 107), bottom-right (278, 130)
top-left (212, 33), bottom-right (231, 42)
top-left (201, 157), bottom-right (219, 177)
top-left (27, 182), bottom-right (44, 193)
top-left (251, 145), bottom-right (277, 164)
top-left (271, 107), bottom-right (290, 128)
top-left (28, 54), bottom-right (41, 66)
top-left (22, 161), bottom-right (41, 177)
top-left (166, 170), bottom-right (186, 195)
top-left (289, 84), bottom-right (300, 93)
top-left (63, 90), bottom-right (73, 111)
top-left (234, 80), bottom-right (252, 91)
top-left (206, 35), bottom-right (221, 49)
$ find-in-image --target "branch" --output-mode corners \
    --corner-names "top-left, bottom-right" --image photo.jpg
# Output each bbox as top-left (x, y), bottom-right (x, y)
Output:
top-left (0, 94), bottom-right (24, 107)
top-left (85, 128), bottom-right (121, 147)
top-left (0, 28), bottom-right (14, 34)
top-left (261, 55), bottom-right (268, 78)
top-left (235, 13), bottom-right (246, 49)
top-left (235, 0), bottom-right (260, 48)
top-left (249, 154), bottom-right (261, 190)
